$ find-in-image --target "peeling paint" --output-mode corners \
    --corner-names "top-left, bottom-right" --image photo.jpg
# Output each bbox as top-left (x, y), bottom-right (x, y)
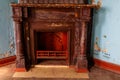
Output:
top-left (94, 37), bottom-right (101, 52)
top-left (0, 0), bottom-right (15, 59)
top-left (103, 35), bottom-right (107, 38)
top-left (0, 36), bottom-right (15, 59)
top-left (94, 36), bottom-right (110, 59)
top-left (102, 48), bottom-right (108, 53)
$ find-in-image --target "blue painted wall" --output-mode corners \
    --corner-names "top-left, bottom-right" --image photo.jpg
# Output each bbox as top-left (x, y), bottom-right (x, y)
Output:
top-left (93, 0), bottom-right (120, 65)
top-left (0, 0), bottom-right (17, 59)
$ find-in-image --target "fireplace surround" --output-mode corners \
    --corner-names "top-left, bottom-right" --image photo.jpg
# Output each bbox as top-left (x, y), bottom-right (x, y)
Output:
top-left (11, 0), bottom-right (100, 72)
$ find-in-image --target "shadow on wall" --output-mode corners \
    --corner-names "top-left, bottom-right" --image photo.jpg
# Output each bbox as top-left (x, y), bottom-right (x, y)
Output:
top-left (91, 7), bottom-right (107, 58)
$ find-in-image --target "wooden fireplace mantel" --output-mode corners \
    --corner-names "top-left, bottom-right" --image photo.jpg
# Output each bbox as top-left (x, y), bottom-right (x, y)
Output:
top-left (11, 3), bottom-right (99, 8)
top-left (11, 1), bottom-right (98, 72)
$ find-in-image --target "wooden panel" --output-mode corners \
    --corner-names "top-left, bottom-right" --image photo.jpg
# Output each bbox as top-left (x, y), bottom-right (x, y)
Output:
top-left (34, 9), bottom-right (74, 20)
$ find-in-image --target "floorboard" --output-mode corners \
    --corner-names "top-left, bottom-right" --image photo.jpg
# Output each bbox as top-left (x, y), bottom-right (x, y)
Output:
top-left (0, 63), bottom-right (120, 80)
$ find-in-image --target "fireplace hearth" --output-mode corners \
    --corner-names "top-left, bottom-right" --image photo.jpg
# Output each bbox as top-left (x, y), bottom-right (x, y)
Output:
top-left (11, 0), bottom-right (100, 72)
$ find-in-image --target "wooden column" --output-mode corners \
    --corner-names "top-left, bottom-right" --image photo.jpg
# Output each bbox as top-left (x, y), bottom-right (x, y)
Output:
top-left (76, 21), bottom-right (88, 72)
top-left (73, 8), bottom-right (88, 72)
top-left (73, 19), bottom-right (80, 66)
top-left (12, 7), bottom-right (26, 72)
top-left (15, 22), bottom-right (26, 71)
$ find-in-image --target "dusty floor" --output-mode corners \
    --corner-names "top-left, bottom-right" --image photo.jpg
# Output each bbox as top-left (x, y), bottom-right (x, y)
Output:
top-left (0, 63), bottom-right (120, 80)
top-left (13, 66), bottom-right (88, 79)
top-left (0, 63), bottom-right (15, 80)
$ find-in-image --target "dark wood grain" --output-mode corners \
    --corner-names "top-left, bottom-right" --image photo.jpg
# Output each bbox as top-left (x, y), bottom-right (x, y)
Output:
top-left (18, 0), bottom-right (88, 4)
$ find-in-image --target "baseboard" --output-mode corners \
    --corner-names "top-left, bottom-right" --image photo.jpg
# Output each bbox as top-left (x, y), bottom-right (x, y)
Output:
top-left (75, 68), bottom-right (88, 73)
top-left (0, 56), bottom-right (16, 67)
top-left (15, 68), bottom-right (26, 72)
top-left (94, 58), bottom-right (120, 74)
top-left (69, 65), bottom-right (88, 73)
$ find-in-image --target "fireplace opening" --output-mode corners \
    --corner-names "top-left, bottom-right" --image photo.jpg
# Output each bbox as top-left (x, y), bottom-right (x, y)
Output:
top-left (35, 31), bottom-right (69, 65)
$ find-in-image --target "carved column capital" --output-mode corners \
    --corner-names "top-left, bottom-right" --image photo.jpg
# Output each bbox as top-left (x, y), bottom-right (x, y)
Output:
top-left (12, 6), bottom-right (23, 22)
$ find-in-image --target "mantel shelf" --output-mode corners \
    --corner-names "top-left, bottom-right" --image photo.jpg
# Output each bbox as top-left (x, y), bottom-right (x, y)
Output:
top-left (11, 3), bottom-right (98, 8)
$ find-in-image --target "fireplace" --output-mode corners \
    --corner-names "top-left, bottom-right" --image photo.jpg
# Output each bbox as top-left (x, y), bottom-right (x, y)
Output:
top-left (35, 31), bottom-right (69, 65)
top-left (11, 0), bottom-right (100, 72)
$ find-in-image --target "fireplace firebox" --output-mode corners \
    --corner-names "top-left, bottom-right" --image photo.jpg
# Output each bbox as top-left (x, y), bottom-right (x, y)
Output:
top-left (11, 0), bottom-right (100, 72)
top-left (36, 31), bottom-right (69, 65)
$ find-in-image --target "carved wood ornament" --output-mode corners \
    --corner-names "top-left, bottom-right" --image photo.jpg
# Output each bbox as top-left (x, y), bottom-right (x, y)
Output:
top-left (11, 0), bottom-right (101, 72)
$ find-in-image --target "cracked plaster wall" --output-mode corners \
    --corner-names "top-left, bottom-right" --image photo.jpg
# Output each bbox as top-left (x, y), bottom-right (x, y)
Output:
top-left (92, 0), bottom-right (120, 65)
top-left (0, 0), bottom-right (17, 59)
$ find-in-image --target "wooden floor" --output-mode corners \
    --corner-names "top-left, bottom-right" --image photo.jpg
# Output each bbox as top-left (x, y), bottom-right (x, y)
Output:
top-left (0, 63), bottom-right (120, 80)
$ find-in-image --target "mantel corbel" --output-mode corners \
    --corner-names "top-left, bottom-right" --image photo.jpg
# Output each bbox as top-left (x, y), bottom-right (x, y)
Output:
top-left (12, 17), bottom-right (22, 23)
top-left (12, 6), bottom-right (23, 22)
